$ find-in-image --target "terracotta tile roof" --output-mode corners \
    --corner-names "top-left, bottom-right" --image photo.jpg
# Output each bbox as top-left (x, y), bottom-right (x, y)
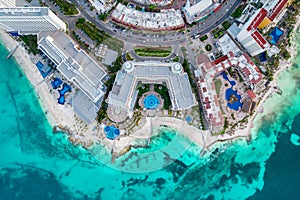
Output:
top-left (268, 0), bottom-right (288, 21)
top-left (246, 8), bottom-right (268, 31)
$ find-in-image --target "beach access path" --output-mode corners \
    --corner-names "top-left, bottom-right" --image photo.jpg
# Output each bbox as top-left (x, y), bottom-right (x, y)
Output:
top-left (0, 30), bottom-right (99, 146)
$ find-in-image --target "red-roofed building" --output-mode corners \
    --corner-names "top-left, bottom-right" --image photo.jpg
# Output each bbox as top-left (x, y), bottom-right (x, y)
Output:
top-left (251, 31), bottom-right (268, 48)
top-left (267, 0), bottom-right (289, 21)
top-left (246, 90), bottom-right (256, 100)
top-left (213, 55), bottom-right (228, 65)
top-left (246, 8), bottom-right (268, 31)
top-left (236, 8), bottom-right (271, 56)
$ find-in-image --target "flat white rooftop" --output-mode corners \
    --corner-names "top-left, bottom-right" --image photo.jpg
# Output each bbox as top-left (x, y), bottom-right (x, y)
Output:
top-left (38, 31), bottom-right (106, 102)
top-left (0, 7), bottom-right (67, 34)
top-left (107, 61), bottom-right (197, 116)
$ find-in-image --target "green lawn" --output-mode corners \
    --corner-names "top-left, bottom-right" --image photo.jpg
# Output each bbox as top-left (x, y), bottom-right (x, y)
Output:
top-left (231, 7), bottom-right (244, 18)
top-left (214, 79), bottom-right (222, 97)
top-left (76, 18), bottom-right (109, 45)
top-left (200, 35), bottom-right (208, 42)
top-left (154, 84), bottom-right (172, 109)
top-left (54, 0), bottom-right (78, 15)
top-left (222, 21), bottom-right (231, 30)
top-left (134, 47), bottom-right (172, 57)
top-left (205, 44), bottom-right (212, 51)
top-left (136, 84), bottom-right (149, 97)
top-left (20, 35), bottom-right (40, 55)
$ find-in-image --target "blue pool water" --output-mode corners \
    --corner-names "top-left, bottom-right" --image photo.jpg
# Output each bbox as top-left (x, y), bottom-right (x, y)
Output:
top-left (104, 125), bottom-right (120, 140)
top-left (225, 88), bottom-right (242, 111)
top-left (35, 61), bottom-right (52, 78)
top-left (59, 84), bottom-right (71, 95)
top-left (57, 84), bottom-right (71, 105)
top-left (143, 94), bottom-right (160, 109)
top-left (222, 72), bottom-right (236, 86)
top-left (57, 95), bottom-right (65, 105)
top-left (185, 115), bottom-right (192, 123)
top-left (51, 77), bottom-right (63, 89)
top-left (259, 52), bottom-right (267, 62)
top-left (222, 72), bottom-right (242, 110)
top-left (269, 27), bottom-right (283, 44)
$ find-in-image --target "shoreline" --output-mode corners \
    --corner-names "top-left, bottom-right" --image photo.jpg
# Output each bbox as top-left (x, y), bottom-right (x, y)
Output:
top-left (0, 31), bottom-right (57, 127)
top-left (0, 30), bottom-right (99, 149)
top-left (0, 13), bottom-right (299, 158)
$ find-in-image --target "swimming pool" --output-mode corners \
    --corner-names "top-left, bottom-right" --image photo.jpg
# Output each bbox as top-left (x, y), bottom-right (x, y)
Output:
top-left (51, 77), bottom-right (63, 89)
top-left (222, 72), bottom-right (236, 86)
top-left (59, 84), bottom-right (71, 95)
top-left (269, 27), bottom-right (283, 44)
top-left (36, 61), bottom-right (52, 78)
top-left (104, 125), bottom-right (120, 140)
top-left (225, 88), bottom-right (242, 111)
top-left (185, 116), bottom-right (193, 123)
top-left (57, 84), bottom-right (71, 105)
top-left (222, 72), bottom-right (242, 111)
top-left (143, 94), bottom-right (160, 109)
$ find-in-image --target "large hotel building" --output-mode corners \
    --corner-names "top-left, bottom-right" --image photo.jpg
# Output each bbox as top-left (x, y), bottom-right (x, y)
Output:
top-left (0, 0), bottom-right (15, 8)
top-left (0, 7), bottom-right (66, 35)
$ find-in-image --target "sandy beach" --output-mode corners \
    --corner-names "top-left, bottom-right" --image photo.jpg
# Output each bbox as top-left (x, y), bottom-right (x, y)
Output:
top-left (0, 11), bottom-right (299, 157)
top-left (0, 30), bottom-right (99, 147)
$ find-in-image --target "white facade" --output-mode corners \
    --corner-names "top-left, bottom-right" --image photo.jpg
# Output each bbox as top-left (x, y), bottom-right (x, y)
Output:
top-left (38, 31), bottom-right (107, 103)
top-left (0, 0), bottom-right (15, 7)
top-left (107, 61), bottom-right (197, 121)
top-left (88, 0), bottom-right (116, 13)
top-left (112, 3), bottom-right (184, 31)
top-left (236, 9), bottom-right (270, 56)
top-left (0, 7), bottom-right (67, 35)
top-left (183, 0), bottom-right (216, 24)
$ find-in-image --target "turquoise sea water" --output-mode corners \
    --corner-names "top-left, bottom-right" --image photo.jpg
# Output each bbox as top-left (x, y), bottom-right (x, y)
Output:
top-left (1, 34), bottom-right (300, 199)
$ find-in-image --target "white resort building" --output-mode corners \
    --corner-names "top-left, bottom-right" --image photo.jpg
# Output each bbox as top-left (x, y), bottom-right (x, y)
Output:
top-left (106, 61), bottom-right (197, 122)
top-left (38, 31), bottom-right (107, 103)
top-left (183, 0), bottom-right (221, 24)
top-left (38, 31), bottom-right (107, 123)
top-left (235, 0), bottom-right (292, 56)
top-left (111, 3), bottom-right (184, 31)
top-left (0, 7), bottom-right (66, 35)
top-left (88, 0), bottom-right (116, 13)
top-left (0, 0), bottom-right (16, 8)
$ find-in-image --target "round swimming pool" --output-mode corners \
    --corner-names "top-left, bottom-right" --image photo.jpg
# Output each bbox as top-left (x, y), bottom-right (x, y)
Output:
top-left (143, 94), bottom-right (160, 109)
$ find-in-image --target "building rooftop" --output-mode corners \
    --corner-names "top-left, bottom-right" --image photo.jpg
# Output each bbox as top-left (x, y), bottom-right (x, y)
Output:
top-left (107, 61), bottom-right (197, 120)
top-left (111, 3), bottom-right (184, 31)
top-left (246, 8), bottom-right (268, 31)
top-left (38, 31), bottom-right (106, 102)
top-left (0, 7), bottom-right (67, 33)
top-left (264, 0), bottom-right (288, 21)
top-left (183, 0), bottom-right (217, 24)
top-left (0, 7), bottom-right (49, 16)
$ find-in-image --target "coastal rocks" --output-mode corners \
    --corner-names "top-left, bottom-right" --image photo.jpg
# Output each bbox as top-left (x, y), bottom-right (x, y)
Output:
top-left (290, 133), bottom-right (300, 146)
top-left (52, 125), bottom-right (72, 135)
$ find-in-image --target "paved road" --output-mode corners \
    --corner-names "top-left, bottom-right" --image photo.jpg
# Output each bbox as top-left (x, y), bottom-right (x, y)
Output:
top-left (68, 0), bottom-right (242, 46)
top-left (68, 0), bottom-right (185, 46)
top-left (190, 0), bottom-right (242, 36)
top-left (45, 0), bottom-right (241, 46)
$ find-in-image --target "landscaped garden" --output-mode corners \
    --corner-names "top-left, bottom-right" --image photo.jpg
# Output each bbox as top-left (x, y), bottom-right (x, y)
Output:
top-left (205, 44), bottom-right (212, 52)
top-left (20, 35), bottom-right (40, 55)
top-left (212, 28), bottom-right (224, 39)
top-left (136, 83), bottom-right (150, 97)
top-left (154, 84), bottom-right (172, 109)
top-left (134, 47), bottom-right (172, 57)
top-left (53, 0), bottom-right (78, 15)
top-left (200, 35), bottom-right (208, 42)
